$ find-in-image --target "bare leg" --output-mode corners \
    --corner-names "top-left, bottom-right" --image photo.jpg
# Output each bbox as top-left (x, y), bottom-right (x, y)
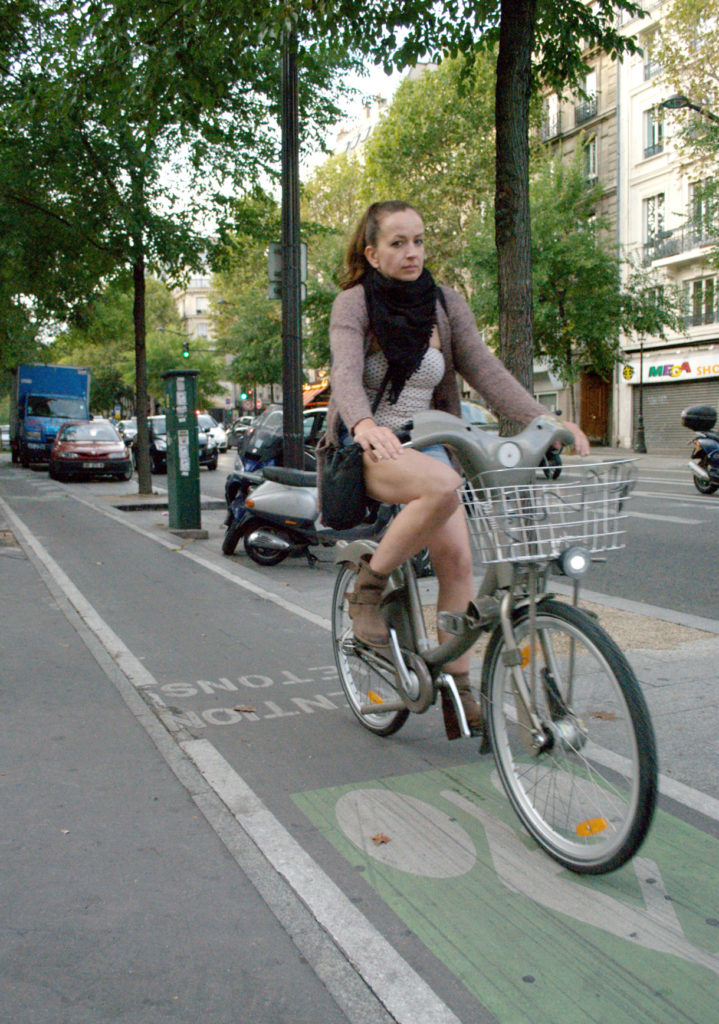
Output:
top-left (363, 448), bottom-right (463, 574)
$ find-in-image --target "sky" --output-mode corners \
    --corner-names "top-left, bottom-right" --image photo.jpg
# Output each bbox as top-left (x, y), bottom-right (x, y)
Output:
top-left (300, 62), bottom-right (404, 175)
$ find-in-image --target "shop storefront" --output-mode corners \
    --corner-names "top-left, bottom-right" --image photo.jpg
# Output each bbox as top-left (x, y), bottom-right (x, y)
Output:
top-left (624, 347), bottom-right (719, 452)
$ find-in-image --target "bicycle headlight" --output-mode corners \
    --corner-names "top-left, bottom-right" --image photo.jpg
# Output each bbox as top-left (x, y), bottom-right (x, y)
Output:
top-left (557, 545), bottom-right (591, 578)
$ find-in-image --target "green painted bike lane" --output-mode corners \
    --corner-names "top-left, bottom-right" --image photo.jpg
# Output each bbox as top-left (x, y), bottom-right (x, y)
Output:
top-left (294, 762), bottom-right (719, 1024)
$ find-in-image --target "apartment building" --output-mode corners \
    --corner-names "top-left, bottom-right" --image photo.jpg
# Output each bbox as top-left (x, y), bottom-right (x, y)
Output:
top-left (540, 43), bottom-right (620, 442)
top-left (173, 273), bottom-right (240, 421)
top-left (541, 2), bottom-right (718, 451)
top-left (616, 2), bottom-right (719, 451)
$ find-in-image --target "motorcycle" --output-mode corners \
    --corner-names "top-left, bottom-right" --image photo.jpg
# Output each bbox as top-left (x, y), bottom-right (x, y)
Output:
top-left (681, 405), bottom-right (719, 495)
top-left (222, 466), bottom-right (392, 566)
top-left (236, 404), bottom-right (320, 473)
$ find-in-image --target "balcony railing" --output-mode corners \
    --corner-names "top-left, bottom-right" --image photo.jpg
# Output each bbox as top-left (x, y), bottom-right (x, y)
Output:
top-left (644, 56), bottom-right (663, 81)
top-left (539, 114), bottom-right (561, 141)
top-left (643, 224), bottom-right (719, 264)
top-left (684, 307), bottom-right (719, 329)
top-left (643, 141), bottom-right (663, 158)
top-left (575, 96), bottom-right (598, 125)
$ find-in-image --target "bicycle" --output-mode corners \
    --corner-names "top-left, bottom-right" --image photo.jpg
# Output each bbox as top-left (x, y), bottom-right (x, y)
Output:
top-left (331, 410), bottom-right (657, 875)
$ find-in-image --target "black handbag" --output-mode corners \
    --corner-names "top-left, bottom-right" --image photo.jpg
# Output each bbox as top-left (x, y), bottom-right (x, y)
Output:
top-left (319, 441), bottom-right (370, 530)
top-left (318, 370), bottom-right (390, 531)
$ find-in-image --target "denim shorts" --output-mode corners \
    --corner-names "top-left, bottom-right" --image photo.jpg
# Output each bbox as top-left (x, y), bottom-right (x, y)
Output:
top-left (341, 427), bottom-right (452, 470)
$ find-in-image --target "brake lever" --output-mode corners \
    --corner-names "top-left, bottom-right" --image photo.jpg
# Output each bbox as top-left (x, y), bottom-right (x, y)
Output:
top-left (540, 447), bottom-right (563, 480)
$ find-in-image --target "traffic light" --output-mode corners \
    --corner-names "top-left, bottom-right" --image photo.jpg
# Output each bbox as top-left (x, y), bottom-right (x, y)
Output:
top-left (240, 391), bottom-right (247, 400)
top-left (182, 339), bottom-right (190, 359)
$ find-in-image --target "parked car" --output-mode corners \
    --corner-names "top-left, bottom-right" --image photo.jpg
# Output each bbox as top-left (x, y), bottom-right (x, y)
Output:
top-left (197, 413), bottom-right (228, 451)
top-left (227, 415), bottom-right (255, 447)
top-left (132, 414), bottom-right (218, 473)
top-left (235, 404), bottom-right (327, 472)
top-left (48, 420), bottom-right (133, 481)
top-left (461, 400), bottom-right (499, 431)
top-left (117, 417), bottom-right (138, 443)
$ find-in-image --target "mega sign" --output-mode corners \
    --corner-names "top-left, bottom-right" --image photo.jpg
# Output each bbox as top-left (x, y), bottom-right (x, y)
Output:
top-left (627, 355), bottom-right (719, 383)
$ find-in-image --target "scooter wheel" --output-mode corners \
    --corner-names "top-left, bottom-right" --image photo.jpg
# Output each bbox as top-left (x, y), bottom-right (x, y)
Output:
top-left (693, 474), bottom-right (719, 494)
top-left (222, 519), bottom-right (246, 556)
top-left (244, 528), bottom-right (289, 566)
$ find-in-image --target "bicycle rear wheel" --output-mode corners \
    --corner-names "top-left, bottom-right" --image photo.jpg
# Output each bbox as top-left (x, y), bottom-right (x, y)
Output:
top-left (482, 599), bottom-right (657, 874)
top-left (331, 564), bottom-right (409, 736)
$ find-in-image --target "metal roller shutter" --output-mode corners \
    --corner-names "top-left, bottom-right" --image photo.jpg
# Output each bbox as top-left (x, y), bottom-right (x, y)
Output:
top-left (632, 379), bottom-right (719, 453)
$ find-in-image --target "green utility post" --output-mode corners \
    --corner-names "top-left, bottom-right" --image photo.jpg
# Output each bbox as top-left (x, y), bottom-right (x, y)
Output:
top-left (162, 369), bottom-right (208, 539)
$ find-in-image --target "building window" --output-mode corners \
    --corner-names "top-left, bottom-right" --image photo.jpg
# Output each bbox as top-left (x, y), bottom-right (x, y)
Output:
top-left (196, 322), bottom-right (209, 338)
top-left (195, 298), bottom-right (206, 315)
top-left (642, 29), bottom-right (662, 80)
top-left (684, 276), bottom-right (718, 327)
top-left (643, 109), bottom-right (664, 158)
top-left (575, 70), bottom-right (597, 125)
top-left (643, 193), bottom-right (665, 260)
top-left (535, 392), bottom-right (560, 413)
top-left (540, 94), bottom-right (561, 140)
top-left (584, 137), bottom-right (598, 185)
top-left (689, 180), bottom-right (717, 247)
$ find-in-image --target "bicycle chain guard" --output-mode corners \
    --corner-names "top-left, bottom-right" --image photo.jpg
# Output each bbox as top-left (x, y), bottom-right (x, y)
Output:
top-left (387, 631), bottom-right (434, 712)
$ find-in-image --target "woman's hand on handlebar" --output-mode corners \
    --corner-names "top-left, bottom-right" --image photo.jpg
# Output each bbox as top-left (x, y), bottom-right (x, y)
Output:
top-left (558, 420), bottom-right (590, 457)
top-left (352, 418), bottom-right (403, 462)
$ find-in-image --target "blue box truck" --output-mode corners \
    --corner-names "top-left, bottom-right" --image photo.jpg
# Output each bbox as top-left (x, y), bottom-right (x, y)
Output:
top-left (10, 364), bottom-right (91, 466)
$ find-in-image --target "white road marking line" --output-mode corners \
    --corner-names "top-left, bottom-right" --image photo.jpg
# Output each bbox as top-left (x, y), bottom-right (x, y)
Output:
top-left (627, 511), bottom-right (704, 524)
top-left (186, 739), bottom-right (463, 1024)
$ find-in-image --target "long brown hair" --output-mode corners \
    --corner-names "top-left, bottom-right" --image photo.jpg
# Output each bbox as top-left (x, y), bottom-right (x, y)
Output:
top-left (340, 200), bottom-right (422, 290)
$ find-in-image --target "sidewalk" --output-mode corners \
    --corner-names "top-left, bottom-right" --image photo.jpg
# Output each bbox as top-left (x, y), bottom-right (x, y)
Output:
top-left (0, 484), bottom-right (389, 1024)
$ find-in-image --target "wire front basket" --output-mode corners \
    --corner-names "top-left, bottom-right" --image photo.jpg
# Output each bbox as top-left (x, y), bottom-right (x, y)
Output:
top-left (463, 459), bottom-right (638, 565)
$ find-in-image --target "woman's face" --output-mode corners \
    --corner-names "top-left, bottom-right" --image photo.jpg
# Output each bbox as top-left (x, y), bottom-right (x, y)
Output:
top-left (364, 209), bottom-right (425, 282)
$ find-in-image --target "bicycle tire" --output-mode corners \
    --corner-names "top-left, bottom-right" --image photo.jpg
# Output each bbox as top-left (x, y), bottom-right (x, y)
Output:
top-left (331, 564), bottom-right (409, 736)
top-left (482, 599), bottom-right (657, 874)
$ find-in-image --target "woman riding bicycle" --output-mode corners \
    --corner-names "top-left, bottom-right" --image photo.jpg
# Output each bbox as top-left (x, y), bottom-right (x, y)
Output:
top-left (326, 200), bottom-right (589, 737)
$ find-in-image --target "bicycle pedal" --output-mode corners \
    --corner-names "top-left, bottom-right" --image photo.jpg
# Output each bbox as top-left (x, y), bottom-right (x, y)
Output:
top-left (437, 611), bottom-right (466, 635)
top-left (438, 597), bottom-right (498, 636)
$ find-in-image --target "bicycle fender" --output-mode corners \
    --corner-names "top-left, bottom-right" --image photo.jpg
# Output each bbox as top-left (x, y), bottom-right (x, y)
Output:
top-left (333, 539), bottom-right (378, 568)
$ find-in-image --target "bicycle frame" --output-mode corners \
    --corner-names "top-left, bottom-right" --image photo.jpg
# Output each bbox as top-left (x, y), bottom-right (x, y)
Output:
top-left (335, 410), bottom-right (596, 740)
top-left (339, 532), bottom-right (553, 742)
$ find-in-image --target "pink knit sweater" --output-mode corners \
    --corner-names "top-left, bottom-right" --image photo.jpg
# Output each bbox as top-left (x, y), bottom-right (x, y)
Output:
top-left (326, 283), bottom-right (546, 443)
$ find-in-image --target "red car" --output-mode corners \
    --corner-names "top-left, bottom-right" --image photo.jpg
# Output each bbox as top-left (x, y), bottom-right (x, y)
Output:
top-left (48, 420), bottom-right (133, 482)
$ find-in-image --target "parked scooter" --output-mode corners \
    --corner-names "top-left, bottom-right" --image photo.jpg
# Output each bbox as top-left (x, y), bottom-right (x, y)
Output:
top-left (237, 404), bottom-right (318, 473)
top-left (681, 405), bottom-right (719, 494)
top-left (222, 467), bottom-right (392, 566)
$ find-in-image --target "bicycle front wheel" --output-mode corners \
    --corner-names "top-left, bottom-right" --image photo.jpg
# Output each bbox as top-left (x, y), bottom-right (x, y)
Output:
top-left (482, 599), bottom-right (657, 874)
top-left (331, 564), bottom-right (409, 736)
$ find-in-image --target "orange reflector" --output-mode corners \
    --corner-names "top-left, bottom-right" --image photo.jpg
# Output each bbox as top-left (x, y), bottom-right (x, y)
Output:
top-left (368, 691), bottom-right (384, 705)
top-left (245, 498), bottom-right (254, 507)
top-left (576, 817), bottom-right (609, 837)
top-left (520, 646), bottom-right (531, 669)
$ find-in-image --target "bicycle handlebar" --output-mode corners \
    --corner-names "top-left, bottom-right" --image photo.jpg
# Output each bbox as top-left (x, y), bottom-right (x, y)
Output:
top-left (404, 411), bottom-right (574, 485)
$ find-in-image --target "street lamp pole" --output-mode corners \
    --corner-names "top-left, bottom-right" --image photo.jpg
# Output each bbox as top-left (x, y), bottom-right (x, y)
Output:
top-left (633, 340), bottom-right (647, 453)
top-left (280, 25), bottom-right (304, 470)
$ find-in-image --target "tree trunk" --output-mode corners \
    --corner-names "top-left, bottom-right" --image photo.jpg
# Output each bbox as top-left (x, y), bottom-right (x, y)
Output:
top-left (495, 0), bottom-right (537, 432)
top-left (132, 250), bottom-right (152, 494)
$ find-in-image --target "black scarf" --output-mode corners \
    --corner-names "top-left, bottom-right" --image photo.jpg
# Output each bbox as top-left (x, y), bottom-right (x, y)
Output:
top-left (362, 267), bottom-right (439, 403)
